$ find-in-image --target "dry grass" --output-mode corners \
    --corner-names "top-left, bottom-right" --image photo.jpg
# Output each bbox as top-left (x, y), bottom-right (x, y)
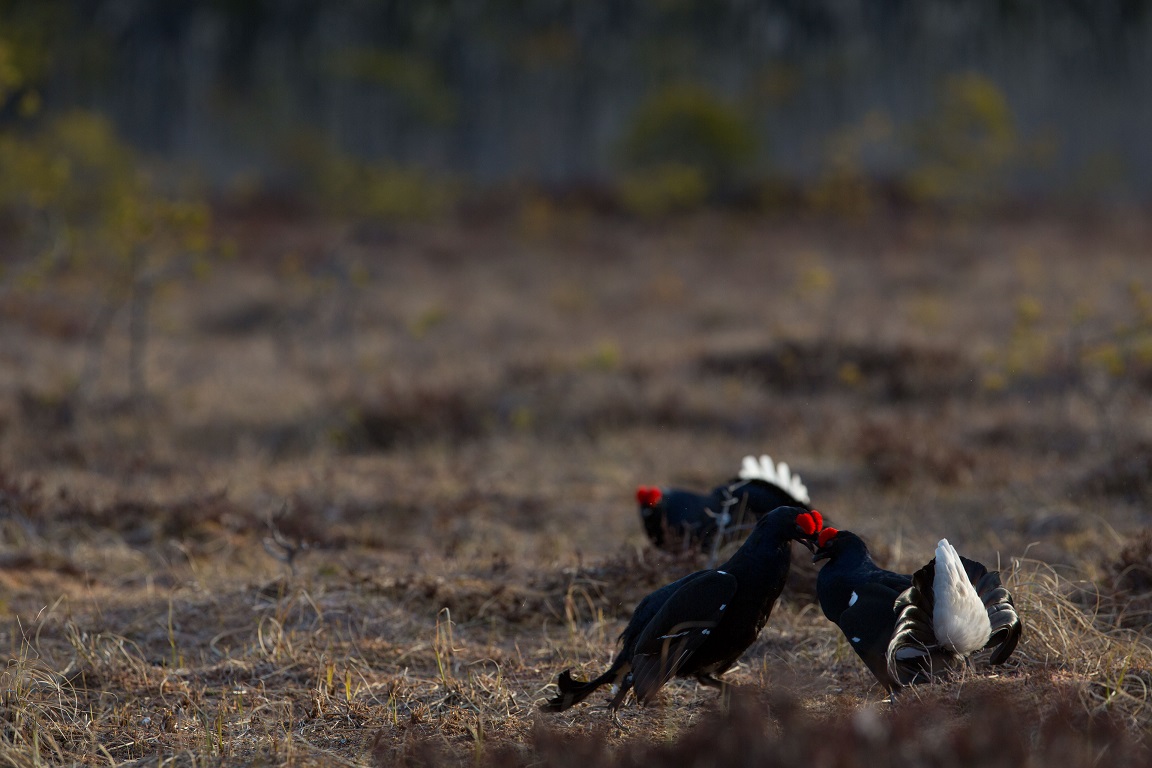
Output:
top-left (2, 210), bottom-right (1152, 764)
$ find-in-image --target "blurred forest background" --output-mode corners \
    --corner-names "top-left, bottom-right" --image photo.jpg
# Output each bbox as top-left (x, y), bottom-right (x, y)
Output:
top-left (3, 0), bottom-right (1152, 220)
top-left (3, 0), bottom-right (1151, 354)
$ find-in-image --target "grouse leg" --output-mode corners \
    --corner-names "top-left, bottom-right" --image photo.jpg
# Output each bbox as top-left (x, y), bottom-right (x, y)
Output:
top-left (694, 672), bottom-right (731, 709)
top-left (605, 677), bottom-right (633, 729)
top-left (695, 673), bottom-right (726, 690)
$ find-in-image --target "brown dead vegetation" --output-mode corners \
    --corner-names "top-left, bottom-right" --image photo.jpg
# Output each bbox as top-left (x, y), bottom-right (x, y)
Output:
top-left (1, 212), bottom-right (1152, 764)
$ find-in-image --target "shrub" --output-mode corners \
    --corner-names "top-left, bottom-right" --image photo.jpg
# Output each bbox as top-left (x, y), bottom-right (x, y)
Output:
top-left (905, 72), bottom-right (1019, 207)
top-left (282, 134), bottom-right (457, 221)
top-left (617, 81), bottom-right (758, 211)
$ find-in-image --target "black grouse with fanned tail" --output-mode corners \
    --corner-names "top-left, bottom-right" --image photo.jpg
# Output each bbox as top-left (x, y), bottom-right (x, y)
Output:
top-left (638, 455), bottom-right (811, 551)
top-left (887, 538), bottom-right (1022, 686)
top-left (542, 506), bottom-right (824, 720)
top-left (812, 528), bottom-right (1021, 692)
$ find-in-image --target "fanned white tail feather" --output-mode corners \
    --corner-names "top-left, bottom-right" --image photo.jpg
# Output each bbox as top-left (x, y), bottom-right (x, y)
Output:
top-left (932, 539), bottom-right (992, 655)
top-left (737, 454), bottom-right (810, 504)
top-left (741, 455), bottom-right (765, 482)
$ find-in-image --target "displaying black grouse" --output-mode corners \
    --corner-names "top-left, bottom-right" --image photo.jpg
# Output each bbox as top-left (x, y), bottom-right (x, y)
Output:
top-left (638, 455), bottom-right (811, 551)
top-left (888, 538), bottom-right (1023, 686)
top-left (543, 506), bottom-right (824, 722)
top-left (813, 527), bottom-right (1022, 692)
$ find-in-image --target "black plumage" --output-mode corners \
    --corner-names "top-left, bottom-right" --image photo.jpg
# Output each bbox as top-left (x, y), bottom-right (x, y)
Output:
top-left (812, 529), bottom-right (912, 692)
top-left (543, 506), bottom-right (823, 720)
top-left (813, 528), bottom-right (1022, 692)
top-left (638, 455), bottom-right (811, 551)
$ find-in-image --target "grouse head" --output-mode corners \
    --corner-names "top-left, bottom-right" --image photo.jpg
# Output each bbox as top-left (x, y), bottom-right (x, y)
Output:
top-left (792, 508), bottom-right (824, 553)
top-left (811, 527), bottom-right (869, 563)
top-left (635, 486), bottom-right (663, 518)
top-left (733, 506), bottom-right (826, 559)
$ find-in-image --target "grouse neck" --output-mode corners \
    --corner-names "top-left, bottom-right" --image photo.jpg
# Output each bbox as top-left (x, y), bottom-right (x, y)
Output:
top-left (826, 536), bottom-right (878, 574)
top-left (718, 511), bottom-right (794, 575)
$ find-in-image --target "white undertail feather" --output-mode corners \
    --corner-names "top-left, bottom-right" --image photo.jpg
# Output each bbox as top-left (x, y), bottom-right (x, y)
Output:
top-left (932, 539), bottom-right (992, 655)
top-left (737, 454), bottom-right (810, 504)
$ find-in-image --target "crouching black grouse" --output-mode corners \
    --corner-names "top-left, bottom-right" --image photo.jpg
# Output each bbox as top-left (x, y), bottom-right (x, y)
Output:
top-left (813, 527), bottom-right (1021, 692)
top-left (542, 506), bottom-right (824, 722)
top-left (638, 455), bottom-right (811, 551)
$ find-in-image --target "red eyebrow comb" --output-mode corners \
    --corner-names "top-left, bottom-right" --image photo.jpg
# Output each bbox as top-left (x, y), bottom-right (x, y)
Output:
top-left (796, 512), bottom-right (819, 535)
top-left (635, 486), bottom-right (662, 506)
top-left (818, 527), bottom-right (838, 548)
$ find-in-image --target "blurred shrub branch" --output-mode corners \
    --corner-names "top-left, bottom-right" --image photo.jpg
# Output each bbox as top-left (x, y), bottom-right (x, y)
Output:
top-left (1, 31), bottom-right (214, 412)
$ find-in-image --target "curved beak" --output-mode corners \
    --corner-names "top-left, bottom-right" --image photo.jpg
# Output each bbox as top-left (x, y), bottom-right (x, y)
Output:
top-left (812, 547), bottom-right (831, 563)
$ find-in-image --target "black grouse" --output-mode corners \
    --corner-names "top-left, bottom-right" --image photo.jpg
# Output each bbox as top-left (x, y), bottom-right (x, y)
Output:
top-left (811, 528), bottom-right (912, 691)
top-left (543, 506), bottom-right (824, 722)
top-left (888, 538), bottom-right (1023, 686)
top-left (813, 527), bottom-right (1022, 692)
top-left (638, 455), bottom-right (811, 551)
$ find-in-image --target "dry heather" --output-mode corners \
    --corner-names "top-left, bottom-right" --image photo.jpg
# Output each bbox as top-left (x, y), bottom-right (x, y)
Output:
top-left (1, 211), bottom-right (1152, 765)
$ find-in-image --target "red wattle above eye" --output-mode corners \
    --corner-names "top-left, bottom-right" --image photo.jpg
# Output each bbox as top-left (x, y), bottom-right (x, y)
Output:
top-left (635, 486), bottom-right (662, 506)
top-left (818, 527), bottom-right (838, 548)
top-left (809, 510), bottom-right (823, 530)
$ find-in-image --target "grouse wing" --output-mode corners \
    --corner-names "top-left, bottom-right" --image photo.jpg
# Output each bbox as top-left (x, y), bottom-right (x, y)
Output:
top-left (833, 581), bottom-right (905, 692)
top-left (630, 570), bottom-right (738, 704)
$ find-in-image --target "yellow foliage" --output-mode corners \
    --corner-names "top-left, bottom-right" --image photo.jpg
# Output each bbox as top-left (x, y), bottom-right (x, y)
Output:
top-left (906, 72), bottom-right (1019, 207)
top-left (1071, 298), bottom-right (1094, 325)
top-left (797, 261), bottom-right (835, 299)
top-left (519, 195), bottom-right (557, 239)
top-left (1016, 295), bottom-right (1043, 325)
top-left (618, 82), bottom-right (758, 192)
top-left (1133, 335), bottom-right (1152, 366)
top-left (981, 370), bottom-right (1008, 392)
top-left (0, 109), bottom-right (214, 291)
top-left (1082, 343), bottom-right (1125, 378)
top-left (1001, 295), bottom-right (1050, 376)
top-left (17, 88), bottom-right (40, 117)
top-left (285, 134), bottom-right (456, 221)
top-left (328, 48), bottom-right (456, 125)
top-left (0, 39), bottom-right (22, 103)
top-left (807, 111), bottom-right (894, 219)
top-left (1129, 280), bottom-right (1152, 322)
top-left (583, 340), bottom-right (621, 372)
top-left (617, 163), bottom-right (708, 217)
top-left (409, 306), bottom-right (448, 338)
top-left (909, 294), bottom-right (947, 330)
top-left (510, 406), bottom-right (534, 432)
top-left (837, 362), bottom-right (862, 387)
